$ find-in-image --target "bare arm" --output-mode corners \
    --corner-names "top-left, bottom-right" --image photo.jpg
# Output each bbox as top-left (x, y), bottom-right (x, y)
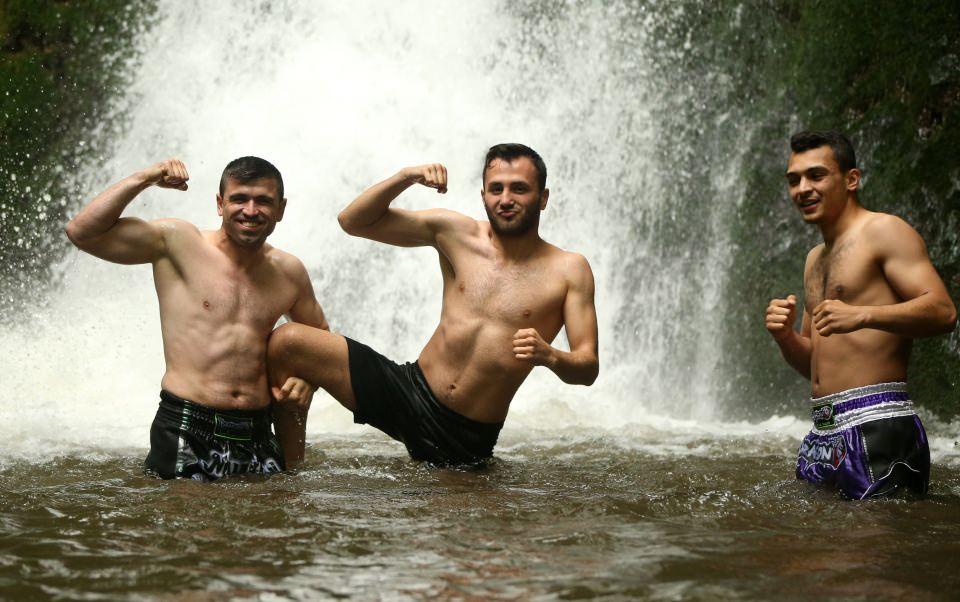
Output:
top-left (770, 299), bottom-right (813, 379)
top-left (513, 255), bottom-right (600, 385)
top-left (286, 258), bottom-right (329, 331)
top-left (812, 216), bottom-right (957, 337)
top-left (272, 255), bottom-right (328, 466)
top-left (338, 164), bottom-right (471, 247)
top-left (766, 245), bottom-right (817, 379)
top-left (64, 159), bottom-right (190, 264)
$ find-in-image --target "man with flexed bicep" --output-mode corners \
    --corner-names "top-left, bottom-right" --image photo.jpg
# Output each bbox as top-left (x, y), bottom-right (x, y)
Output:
top-left (766, 131), bottom-right (956, 499)
top-left (268, 143), bottom-right (599, 465)
top-left (65, 156), bottom-right (327, 480)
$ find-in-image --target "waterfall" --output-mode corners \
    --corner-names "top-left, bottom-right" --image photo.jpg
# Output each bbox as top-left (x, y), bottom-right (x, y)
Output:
top-left (0, 1), bottom-right (758, 460)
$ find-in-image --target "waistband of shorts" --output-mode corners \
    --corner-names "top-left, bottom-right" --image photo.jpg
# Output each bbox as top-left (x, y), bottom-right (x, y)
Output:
top-left (159, 390), bottom-right (273, 431)
top-left (412, 362), bottom-right (505, 436)
top-left (809, 382), bottom-right (916, 434)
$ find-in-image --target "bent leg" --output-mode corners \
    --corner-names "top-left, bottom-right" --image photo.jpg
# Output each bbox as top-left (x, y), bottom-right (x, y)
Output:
top-left (267, 323), bottom-right (356, 465)
top-left (268, 323), bottom-right (356, 409)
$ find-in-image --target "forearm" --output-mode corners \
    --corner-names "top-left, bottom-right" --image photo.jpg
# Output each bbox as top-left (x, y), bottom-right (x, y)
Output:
top-left (338, 170), bottom-right (414, 232)
top-left (273, 406), bottom-right (307, 468)
top-left (862, 295), bottom-right (958, 337)
top-left (66, 170), bottom-right (152, 243)
top-left (776, 332), bottom-right (812, 379)
top-left (546, 348), bottom-right (599, 385)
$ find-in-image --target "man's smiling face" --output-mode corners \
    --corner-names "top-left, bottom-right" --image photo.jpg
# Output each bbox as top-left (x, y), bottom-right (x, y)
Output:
top-left (785, 145), bottom-right (858, 225)
top-left (217, 177), bottom-right (286, 247)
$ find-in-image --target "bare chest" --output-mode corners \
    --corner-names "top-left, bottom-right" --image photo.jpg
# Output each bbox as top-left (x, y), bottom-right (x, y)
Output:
top-left (157, 258), bottom-right (297, 332)
top-left (199, 276), bottom-right (292, 326)
top-left (805, 239), bottom-right (880, 308)
top-left (452, 261), bottom-right (566, 327)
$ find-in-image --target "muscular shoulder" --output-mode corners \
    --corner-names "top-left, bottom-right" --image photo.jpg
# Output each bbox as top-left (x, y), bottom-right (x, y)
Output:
top-left (153, 218), bottom-right (201, 254)
top-left (266, 246), bottom-right (312, 285)
top-left (433, 210), bottom-right (483, 249)
top-left (861, 212), bottom-right (926, 258)
top-left (556, 249), bottom-right (595, 292)
top-left (862, 212), bottom-right (921, 239)
top-left (154, 217), bottom-right (200, 236)
top-left (429, 208), bottom-right (480, 235)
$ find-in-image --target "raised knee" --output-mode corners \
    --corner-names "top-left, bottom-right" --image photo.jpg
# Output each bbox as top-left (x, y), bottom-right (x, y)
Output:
top-left (268, 322), bottom-right (305, 362)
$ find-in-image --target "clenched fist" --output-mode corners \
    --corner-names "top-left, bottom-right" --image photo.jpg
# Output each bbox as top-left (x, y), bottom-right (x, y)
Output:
top-left (812, 299), bottom-right (867, 337)
top-left (143, 158), bottom-right (189, 191)
top-left (512, 328), bottom-right (555, 366)
top-left (766, 294), bottom-right (799, 341)
top-left (401, 163), bottom-right (448, 194)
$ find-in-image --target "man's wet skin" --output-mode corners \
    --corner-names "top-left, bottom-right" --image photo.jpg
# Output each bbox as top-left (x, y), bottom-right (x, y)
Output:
top-left (267, 149), bottom-right (598, 459)
top-left (403, 159), bottom-right (593, 422)
top-left (65, 158), bottom-right (328, 466)
top-left (766, 132), bottom-right (955, 498)
top-left (766, 144), bottom-right (955, 396)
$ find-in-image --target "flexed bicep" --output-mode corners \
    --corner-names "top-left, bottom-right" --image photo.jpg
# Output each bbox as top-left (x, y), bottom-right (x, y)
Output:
top-left (345, 207), bottom-right (438, 247)
top-left (339, 164), bottom-right (463, 248)
top-left (348, 207), bottom-right (474, 248)
top-left (71, 216), bottom-right (167, 265)
top-left (66, 159), bottom-right (189, 264)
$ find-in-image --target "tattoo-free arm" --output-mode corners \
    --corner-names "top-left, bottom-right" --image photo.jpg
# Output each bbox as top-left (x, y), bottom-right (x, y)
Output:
top-left (776, 310), bottom-right (813, 379)
top-left (868, 217), bottom-right (957, 336)
top-left (287, 259), bottom-right (329, 331)
top-left (768, 249), bottom-right (816, 377)
top-left (273, 256), bottom-right (327, 466)
top-left (815, 217), bottom-right (958, 337)
top-left (64, 159), bottom-right (189, 264)
top-left (548, 255), bottom-right (600, 385)
top-left (337, 165), bottom-right (466, 248)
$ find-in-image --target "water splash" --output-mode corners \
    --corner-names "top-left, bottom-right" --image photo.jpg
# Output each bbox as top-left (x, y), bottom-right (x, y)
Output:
top-left (3, 1), bottom-right (757, 458)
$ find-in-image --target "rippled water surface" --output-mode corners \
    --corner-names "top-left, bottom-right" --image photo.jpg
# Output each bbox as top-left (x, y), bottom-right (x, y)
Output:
top-left (2, 425), bottom-right (959, 600)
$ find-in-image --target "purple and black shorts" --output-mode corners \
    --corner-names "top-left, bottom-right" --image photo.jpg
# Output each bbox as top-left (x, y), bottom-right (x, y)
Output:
top-left (796, 382), bottom-right (930, 499)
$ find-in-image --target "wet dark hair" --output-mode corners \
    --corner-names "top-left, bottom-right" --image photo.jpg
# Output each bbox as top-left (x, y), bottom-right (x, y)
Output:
top-left (790, 130), bottom-right (857, 172)
top-left (219, 156), bottom-right (284, 200)
top-left (482, 143), bottom-right (547, 192)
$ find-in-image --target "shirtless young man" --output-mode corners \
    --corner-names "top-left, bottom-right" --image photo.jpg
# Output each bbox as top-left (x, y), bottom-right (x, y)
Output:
top-left (65, 157), bottom-right (328, 480)
top-left (765, 131), bottom-right (956, 499)
top-left (268, 143), bottom-right (599, 465)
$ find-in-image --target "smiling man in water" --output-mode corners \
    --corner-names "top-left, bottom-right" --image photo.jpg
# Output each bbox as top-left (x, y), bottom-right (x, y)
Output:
top-left (66, 157), bottom-right (328, 480)
top-left (267, 143), bottom-right (599, 465)
top-left (765, 131), bottom-right (956, 498)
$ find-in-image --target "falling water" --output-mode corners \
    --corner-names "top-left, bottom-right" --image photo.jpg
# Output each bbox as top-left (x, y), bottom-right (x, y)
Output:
top-left (3, 3), bottom-right (960, 599)
top-left (0, 1), bottom-right (767, 459)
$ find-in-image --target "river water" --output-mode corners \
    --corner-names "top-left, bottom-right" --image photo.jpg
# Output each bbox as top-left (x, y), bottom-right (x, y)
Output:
top-left (2, 422), bottom-right (960, 600)
top-left (2, 1), bottom-right (960, 599)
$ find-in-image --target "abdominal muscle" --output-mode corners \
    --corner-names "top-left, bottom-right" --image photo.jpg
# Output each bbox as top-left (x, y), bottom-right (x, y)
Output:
top-left (158, 310), bottom-right (273, 411)
top-left (810, 328), bottom-right (909, 397)
top-left (417, 314), bottom-right (546, 424)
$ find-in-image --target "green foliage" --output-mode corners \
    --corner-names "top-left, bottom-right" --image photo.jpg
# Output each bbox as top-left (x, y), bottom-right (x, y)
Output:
top-left (720, 0), bottom-right (960, 417)
top-left (0, 0), bottom-right (155, 308)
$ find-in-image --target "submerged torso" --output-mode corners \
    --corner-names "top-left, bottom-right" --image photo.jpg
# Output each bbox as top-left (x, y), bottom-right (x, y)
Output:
top-left (805, 214), bottom-right (910, 397)
top-left (417, 221), bottom-right (570, 423)
top-left (153, 226), bottom-right (300, 410)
